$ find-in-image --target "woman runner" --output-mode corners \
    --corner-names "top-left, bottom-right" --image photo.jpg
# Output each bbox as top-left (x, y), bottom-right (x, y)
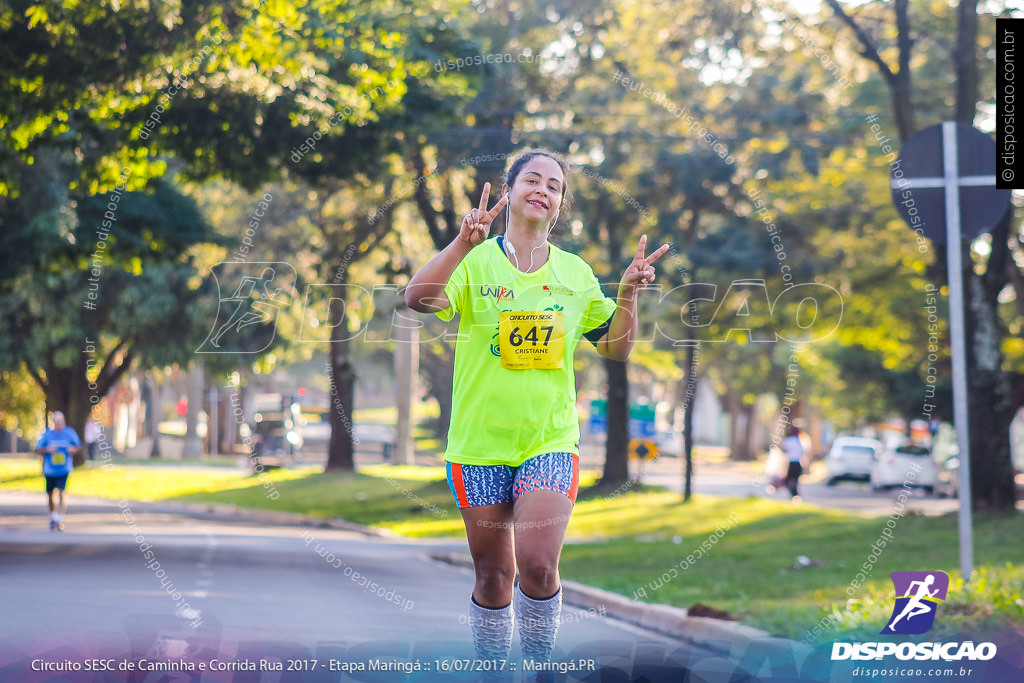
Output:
top-left (405, 149), bottom-right (668, 678)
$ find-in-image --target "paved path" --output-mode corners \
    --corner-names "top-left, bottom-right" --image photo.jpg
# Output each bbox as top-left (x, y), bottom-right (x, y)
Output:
top-left (0, 491), bottom-right (714, 681)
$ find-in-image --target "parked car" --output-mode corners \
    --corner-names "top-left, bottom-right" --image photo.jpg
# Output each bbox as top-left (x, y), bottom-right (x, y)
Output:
top-left (252, 410), bottom-right (303, 460)
top-left (825, 436), bottom-right (882, 485)
top-left (936, 448), bottom-right (1024, 500)
top-left (871, 443), bottom-right (939, 494)
top-left (651, 430), bottom-right (683, 458)
top-left (935, 455), bottom-right (960, 498)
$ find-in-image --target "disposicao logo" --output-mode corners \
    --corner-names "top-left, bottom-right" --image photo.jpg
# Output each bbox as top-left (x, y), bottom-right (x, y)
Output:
top-left (881, 570), bottom-right (949, 635)
top-left (831, 569), bottom-right (997, 663)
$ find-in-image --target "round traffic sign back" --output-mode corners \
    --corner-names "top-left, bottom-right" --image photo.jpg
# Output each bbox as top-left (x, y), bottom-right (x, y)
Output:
top-left (891, 123), bottom-right (1011, 244)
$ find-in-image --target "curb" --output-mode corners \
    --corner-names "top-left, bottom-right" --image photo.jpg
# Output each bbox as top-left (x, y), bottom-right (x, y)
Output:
top-left (168, 501), bottom-right (403, 539)
top-left (429, 551), bottom-right (807, 660)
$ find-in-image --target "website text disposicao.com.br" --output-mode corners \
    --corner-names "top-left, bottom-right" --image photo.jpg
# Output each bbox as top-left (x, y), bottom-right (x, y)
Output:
top-left (851, 665), bottom-right (979, 678)
top-left (836, 640), bottom-right (996, 679)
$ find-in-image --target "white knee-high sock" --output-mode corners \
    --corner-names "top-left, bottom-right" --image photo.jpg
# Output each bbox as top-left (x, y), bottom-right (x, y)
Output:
top-left (470, 596), bottom-right (514, 660)
top-left (515, 584), bottom-right (561, 665)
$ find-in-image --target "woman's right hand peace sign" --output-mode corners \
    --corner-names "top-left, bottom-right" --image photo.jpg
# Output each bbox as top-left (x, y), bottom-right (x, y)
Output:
top-left (459, 182), bottom-right (508, 247)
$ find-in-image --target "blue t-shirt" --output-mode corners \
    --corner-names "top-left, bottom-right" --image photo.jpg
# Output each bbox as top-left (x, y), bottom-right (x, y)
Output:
top-left (36, 427), bottom-right (81, 477)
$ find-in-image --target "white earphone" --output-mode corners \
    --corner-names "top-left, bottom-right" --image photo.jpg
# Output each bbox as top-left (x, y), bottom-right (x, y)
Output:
top-left (504, 194), bottom-right (518, 255)
top-left (503, 193), bottom-right (559, 273)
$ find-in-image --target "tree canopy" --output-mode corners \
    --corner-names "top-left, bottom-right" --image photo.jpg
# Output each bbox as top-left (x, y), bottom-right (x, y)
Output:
top-left (1, 0), bottom-right (1018, 507)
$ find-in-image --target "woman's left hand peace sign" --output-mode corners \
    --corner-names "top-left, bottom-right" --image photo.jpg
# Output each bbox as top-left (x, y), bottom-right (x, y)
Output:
top-left (620, 235), bottom-right (669, 294)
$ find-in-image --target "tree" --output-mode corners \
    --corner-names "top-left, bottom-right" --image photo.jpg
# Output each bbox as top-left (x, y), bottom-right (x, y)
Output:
top-left (1, 0), bottom-right (469, 464)
top-left (0, 180), bottom-right (221, 465)
top-left (0, 366), bottom-right (42, 446)
top-left (822, 0), bottom-right (1016, 509)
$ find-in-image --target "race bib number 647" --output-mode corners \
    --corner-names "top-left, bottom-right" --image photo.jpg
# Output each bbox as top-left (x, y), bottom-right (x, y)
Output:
top-left (498, 311), bottom-right (565, 370)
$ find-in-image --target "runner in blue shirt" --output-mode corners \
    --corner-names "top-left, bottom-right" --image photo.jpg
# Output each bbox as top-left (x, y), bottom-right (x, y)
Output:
top-left (35, 411), bottom-right (81, 531)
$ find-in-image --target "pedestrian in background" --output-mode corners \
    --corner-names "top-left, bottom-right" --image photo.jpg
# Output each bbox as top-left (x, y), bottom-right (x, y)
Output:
top-left (782, 424), bottom-right (805, 501)
top-left (35, 411), bottom-right (81, 531)
top-left (84, 416), bottom-right (101, 461)
top-left (928, 417), bottom-right (940, 446)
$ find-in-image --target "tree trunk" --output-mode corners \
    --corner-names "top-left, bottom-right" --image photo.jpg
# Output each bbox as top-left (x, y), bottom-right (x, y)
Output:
top-left (824, 0), bottom-right (915, 140)
top-left (182, 362), bottom-right (204, 459)
top-left (419, 347), bottom-right (454, 441)
top-left (149, 375), bottom-right (162, 458)
top-left (954, 0), bottom-right (979, 124)
top-left (680, 343), bottom-right (697, 501)
top-left (42, 352), bottom-right (99, 467)
top-left (218, 388), bottom-right (232, 455)
top-left (952, 0), bottom-right (1013, 511)
top-left (965, 262), bottom-right (1017, 510)
top-left (394, 310), bottom-right (419, 465)
top-left (733, 401), bottom-right (756, 462)
top-left (37, 338), bottom-right (137, 465)
top-left (207, 386), bottom-right (219, 458)
top-left (64, 397), bottom-right (91, 467)
top-left (326, 291), bottom-right (356, 472)
top-left (600, 207), bottom-right (630, 487)
top-left (891, 0), bottom-right (917, 141)
top-left (601, 356), bottom-right (630, 485)
top-left (725, 391), bottom-right (741, 460)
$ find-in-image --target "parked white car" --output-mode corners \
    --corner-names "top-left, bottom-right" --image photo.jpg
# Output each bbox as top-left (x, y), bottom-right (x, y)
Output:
top-left (825, 436), bottom-right (882, 485)
top-left (871, 443), bottom-right (939, 494)
top-left (935, 455), bottom-right (961, 498)
top-left (651, 430), bottom-right (683, 458)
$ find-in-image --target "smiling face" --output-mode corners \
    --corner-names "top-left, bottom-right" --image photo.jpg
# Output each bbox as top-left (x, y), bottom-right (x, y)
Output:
top-left (502, 155), bottom-right (565, 227)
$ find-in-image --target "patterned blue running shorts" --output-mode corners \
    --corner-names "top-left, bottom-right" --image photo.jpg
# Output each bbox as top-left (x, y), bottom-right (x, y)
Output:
top-left (446, 452), bottom-right (580, 509)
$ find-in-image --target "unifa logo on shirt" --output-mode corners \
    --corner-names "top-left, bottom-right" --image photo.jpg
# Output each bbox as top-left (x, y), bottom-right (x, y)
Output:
top-left (480, 285), bottom-right (515, 302)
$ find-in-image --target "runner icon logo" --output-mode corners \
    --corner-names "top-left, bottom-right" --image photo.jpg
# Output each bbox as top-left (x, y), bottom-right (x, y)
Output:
top-left (881, 571), bottom-right (949, 635)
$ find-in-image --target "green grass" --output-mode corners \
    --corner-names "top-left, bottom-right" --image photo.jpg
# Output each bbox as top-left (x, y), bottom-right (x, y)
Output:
top-left (2, 457), bottom-right (1020, 641)
top-left (0, 457), bottom-right (317, 501)
top-left (560, 489), bottom-right (1024, 641)
top-left (175, 464), bottom-right (470, 534)
top-left (0, 458), bottom-right (469, 534)
top-left (353, 403), bottom-right (440, 423)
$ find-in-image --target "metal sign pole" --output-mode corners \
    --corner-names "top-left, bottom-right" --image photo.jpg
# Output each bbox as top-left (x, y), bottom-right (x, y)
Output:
top-left (941, 121), bottom-right (973, 579)
top-left (893, 121), bottom-right (1007, 581)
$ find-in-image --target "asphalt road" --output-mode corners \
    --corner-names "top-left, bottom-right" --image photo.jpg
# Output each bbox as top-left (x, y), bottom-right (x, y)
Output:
top-left (0, 491), bottom-right (719, 682)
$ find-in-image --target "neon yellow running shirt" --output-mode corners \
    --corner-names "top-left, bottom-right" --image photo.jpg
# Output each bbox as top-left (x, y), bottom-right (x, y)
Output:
top-left (436, 236), bottom-right (617, 467)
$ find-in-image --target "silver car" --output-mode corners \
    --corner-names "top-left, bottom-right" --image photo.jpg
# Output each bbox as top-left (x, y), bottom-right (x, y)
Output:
top-left (871, 443), bottom-right (939, 494)
top-left (825, 436), bottom-right (882, 486)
